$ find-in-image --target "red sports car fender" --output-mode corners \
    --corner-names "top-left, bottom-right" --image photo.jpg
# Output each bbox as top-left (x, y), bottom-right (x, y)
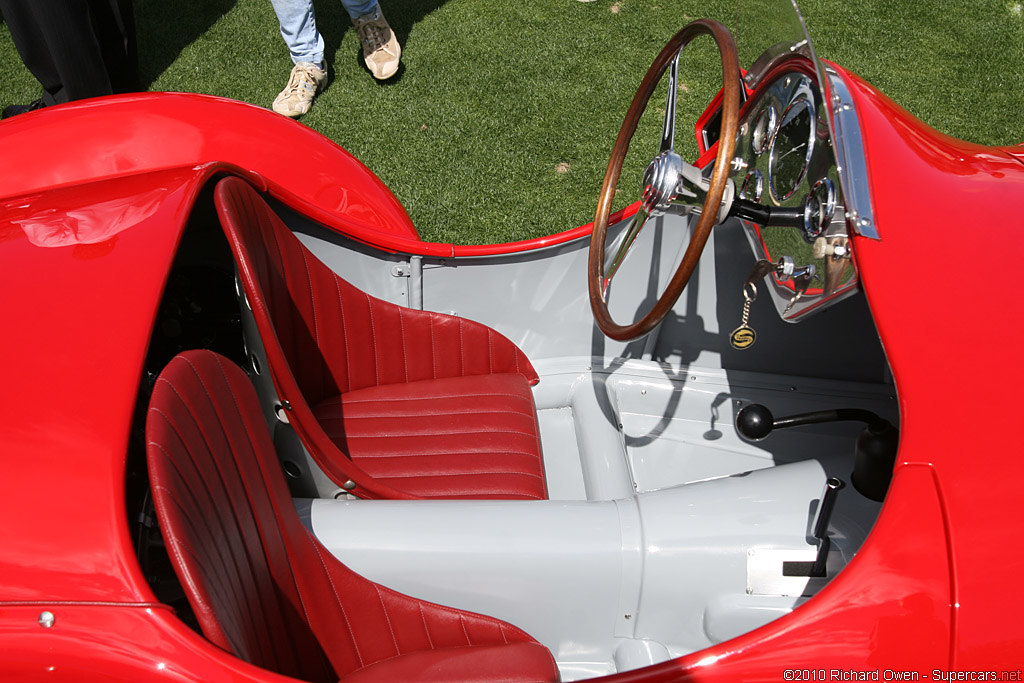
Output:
top-left (0, 92), bottom-right (422, 250)
top-left (830, 64), bottom-right (1024, 667)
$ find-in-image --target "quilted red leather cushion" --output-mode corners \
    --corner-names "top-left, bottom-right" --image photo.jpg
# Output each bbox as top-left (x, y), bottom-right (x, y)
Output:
top-left (314, 373), bottom-right (547, 499)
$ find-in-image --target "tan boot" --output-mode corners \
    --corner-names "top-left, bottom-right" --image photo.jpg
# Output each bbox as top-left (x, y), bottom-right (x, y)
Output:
top-left (352, 6), bottom-right (401, 80)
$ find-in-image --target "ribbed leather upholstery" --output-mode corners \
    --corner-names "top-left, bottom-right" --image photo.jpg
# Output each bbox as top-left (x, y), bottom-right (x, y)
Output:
top-left (214, 176), bottom-right (547, 500)
top-left (146, 350), bottom-right (560, 682)
top-left (316, 374), bottom-right (546, 499)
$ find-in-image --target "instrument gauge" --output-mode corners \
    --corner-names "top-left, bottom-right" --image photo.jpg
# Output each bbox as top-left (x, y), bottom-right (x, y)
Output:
top-left (751, 104), bottom-right (777, 155)
top-left (769, 96), bottom-right (816, 201)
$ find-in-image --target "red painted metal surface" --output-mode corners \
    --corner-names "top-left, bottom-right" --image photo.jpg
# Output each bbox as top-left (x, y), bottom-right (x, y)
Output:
top-left (0, 167), bottom-right (199, 607)
top-left (829, 65), bottom-right (1024, 668)
top-left (0, 604), bottom-right (302, 682)
top-left (0, 92), bottom-right (422, 250)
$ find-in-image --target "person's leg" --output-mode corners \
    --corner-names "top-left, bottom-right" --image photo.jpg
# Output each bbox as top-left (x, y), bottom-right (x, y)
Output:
top-left (91, 0), bottom-right (140, 94)
top-left (268, 0), bottom-right (327, 117)
top-left (0, 1), bottom-right (57, 107)
top-left (337, 0), bottom-right (377, 20)
top-left (38, 2), bottom-right (118, 104)
top-left (339, 0), bottom-right (401, 80)
top-left (1, 0), bottom-right (126, 108)
top-left (268, 0), bottom-right (325, 66)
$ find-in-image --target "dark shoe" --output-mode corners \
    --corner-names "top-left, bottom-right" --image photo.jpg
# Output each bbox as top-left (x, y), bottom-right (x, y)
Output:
top-left (2, 99), bottom-right (46, 120)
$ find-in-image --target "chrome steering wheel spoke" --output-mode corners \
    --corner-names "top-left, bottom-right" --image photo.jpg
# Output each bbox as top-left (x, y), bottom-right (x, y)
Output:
top-left (602, 205), bottom-right (651, 300)
top-left (659, 51), bottom-right (681, 154)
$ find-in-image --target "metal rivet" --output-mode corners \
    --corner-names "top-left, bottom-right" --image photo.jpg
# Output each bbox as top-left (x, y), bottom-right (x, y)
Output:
top-left (39, 611), bottom-right (55, 628)
top-left (343, 480), bottom-right (356, 491)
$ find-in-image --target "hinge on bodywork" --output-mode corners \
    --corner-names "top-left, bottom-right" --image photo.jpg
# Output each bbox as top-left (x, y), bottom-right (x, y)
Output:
top-left (390, 256), bottom-right (423, 309)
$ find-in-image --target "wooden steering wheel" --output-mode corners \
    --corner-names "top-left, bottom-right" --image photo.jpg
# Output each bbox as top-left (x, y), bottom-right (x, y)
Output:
top-left (588, 20), bottom-right (742, 341)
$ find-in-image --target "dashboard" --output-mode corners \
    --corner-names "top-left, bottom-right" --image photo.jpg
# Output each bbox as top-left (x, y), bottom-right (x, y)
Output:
top-left (704, 62), bottom-right (860, 321)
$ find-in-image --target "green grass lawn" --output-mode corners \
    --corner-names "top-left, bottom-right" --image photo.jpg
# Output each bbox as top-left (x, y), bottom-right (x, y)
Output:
top-left (2, 0), bottom-right (1023, 244)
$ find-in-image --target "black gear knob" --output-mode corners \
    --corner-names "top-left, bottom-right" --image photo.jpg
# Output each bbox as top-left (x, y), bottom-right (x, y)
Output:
top-left (736, 403), bottom-right (774, 440)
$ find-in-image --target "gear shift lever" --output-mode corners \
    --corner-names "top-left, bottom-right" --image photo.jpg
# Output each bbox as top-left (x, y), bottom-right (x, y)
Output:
top-left (736, 403), bottom-right (898, 502)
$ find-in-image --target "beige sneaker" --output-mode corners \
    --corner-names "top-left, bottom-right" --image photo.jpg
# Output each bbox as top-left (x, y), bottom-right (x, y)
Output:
top-left (272, 61), bottom-right (327, 118)
top-left (352, 7), bottom-right (401, 80)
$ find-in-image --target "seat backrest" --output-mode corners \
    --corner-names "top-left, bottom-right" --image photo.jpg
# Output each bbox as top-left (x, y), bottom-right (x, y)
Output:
top-left (215, 176), bottom-right (537, 405)
top-left (146, 351), bottom-right (552, 680)
top-left (145, 350), bottom-right (334, 681)
top-left (213, 176), bottom-right (539, 499)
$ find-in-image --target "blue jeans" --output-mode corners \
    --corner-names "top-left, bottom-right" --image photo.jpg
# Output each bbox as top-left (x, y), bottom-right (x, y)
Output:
top-left (269, 0), bottom-right (379, 66)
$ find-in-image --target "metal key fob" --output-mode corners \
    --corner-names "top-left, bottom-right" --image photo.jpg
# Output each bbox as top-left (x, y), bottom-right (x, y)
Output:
top-left (731, 259), bottom-right (773, 350)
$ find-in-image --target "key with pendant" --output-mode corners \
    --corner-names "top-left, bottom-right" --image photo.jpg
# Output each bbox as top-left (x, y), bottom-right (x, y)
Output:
top-left (731, 259), bottom-right (774, 350)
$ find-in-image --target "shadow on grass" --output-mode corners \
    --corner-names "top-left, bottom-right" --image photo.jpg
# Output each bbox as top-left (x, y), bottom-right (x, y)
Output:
top-left (134, 0), bottom-right (237, 89)
top-left (317, 0), bottom-right (448, 85)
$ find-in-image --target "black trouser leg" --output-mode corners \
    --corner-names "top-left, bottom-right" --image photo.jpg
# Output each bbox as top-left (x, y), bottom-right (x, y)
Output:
top-left (0, 0), bottom-right (137, 105)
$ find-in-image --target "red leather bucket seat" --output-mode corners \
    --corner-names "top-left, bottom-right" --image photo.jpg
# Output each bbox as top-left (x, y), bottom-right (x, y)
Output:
top-left (146, 350), bottom-right (559, 682)
top-left (214, 177), bottom-right (547, 500)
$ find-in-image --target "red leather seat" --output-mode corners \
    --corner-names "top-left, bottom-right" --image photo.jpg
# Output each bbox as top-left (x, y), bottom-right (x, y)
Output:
top-left (146, 350), bottom-right (560, 682)
top-left (214, 176), bottom-right (547, 500)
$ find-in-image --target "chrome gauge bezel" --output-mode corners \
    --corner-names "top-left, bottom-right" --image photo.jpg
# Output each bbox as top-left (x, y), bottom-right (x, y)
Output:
top-left (740, 170), bottom-right (764, 202)
top-left (768, 94), bottom-right (816, 202)
top-left (803, 177), bottom-right (837, 239)
top-left (751, 104), bottom-right (778, 156)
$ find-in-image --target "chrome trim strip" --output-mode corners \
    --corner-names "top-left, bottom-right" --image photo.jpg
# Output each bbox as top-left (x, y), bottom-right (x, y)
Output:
top-left (822, 65), bottom-right (879, 240)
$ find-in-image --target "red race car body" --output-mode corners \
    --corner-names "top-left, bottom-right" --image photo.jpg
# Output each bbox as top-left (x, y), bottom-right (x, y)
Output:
top-left (2, 2), bottom-right (1023, 681)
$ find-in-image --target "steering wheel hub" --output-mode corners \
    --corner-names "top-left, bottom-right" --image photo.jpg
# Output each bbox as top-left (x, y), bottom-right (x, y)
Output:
top-left (641, 151), bottom-right (684, 217)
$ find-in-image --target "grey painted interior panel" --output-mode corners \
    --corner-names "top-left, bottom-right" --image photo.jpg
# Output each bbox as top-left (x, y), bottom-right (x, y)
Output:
top-left (256, 201), bottom-right (896, 679)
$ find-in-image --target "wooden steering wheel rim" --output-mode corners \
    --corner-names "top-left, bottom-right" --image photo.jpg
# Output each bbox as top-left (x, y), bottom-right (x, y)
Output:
top-left (588, 19), bottom-right (742, 342)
